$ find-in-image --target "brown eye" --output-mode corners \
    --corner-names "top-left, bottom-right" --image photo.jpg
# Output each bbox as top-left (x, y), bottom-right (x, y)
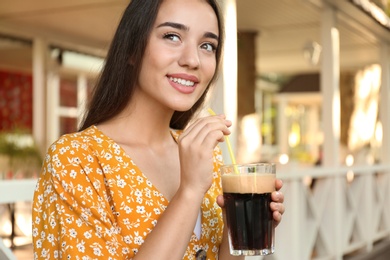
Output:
top-left (201, 42), bottom-right (216, 52)
top-left (163, 33), bottom-right (181, 42)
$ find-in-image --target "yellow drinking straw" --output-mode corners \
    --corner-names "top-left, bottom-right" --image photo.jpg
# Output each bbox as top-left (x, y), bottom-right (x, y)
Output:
top-left (207, 108), bottom-right (238, 173)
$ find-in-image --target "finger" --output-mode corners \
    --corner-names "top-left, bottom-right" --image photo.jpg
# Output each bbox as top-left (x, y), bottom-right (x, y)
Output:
top-left (182, 119), bottom-right (231, 147)
top-left (216, 194), bottom-right (225, 208)
top-left (185, 114), bottom-right (231, 135)
top-left (182, 114), bottom-right (223, 135)
top-left (270, 202), bottom-right (285, 215)
top-left (275, 179), bottom-right (283, 191)
top-left (273, 211), bottom-right (282, 226)
top-left (271, 191), bottom-right (284, 203)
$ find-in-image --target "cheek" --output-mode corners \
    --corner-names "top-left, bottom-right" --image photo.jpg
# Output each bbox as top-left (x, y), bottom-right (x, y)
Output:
top-left (203, 59), bottom-right (217, 82)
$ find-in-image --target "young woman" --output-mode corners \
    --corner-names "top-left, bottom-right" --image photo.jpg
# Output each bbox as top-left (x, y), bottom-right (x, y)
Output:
top-left (32, 0), bottom-right (285, 259)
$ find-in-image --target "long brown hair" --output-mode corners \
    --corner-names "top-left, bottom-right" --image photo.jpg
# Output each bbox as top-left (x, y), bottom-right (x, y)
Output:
top-left (79, 0), bottom-right (225, 131)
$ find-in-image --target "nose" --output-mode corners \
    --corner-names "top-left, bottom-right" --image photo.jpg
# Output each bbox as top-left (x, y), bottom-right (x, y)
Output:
top-left (178, 43), bottom-right (200, 69)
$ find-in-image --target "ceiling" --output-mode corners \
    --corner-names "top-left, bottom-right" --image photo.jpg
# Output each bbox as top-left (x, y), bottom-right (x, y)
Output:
top-left (0, 0), bottom-right (386, 76)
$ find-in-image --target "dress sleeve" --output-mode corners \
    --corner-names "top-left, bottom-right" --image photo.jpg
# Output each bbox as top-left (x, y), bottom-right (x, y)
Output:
top-left (32, 135), bottom-right (132, 259)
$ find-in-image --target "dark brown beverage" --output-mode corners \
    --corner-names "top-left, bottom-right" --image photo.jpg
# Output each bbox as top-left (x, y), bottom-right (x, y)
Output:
top-left (221, 169), bottom-right (275, 256)
top-left (223, 192), bottom-right (273, 253)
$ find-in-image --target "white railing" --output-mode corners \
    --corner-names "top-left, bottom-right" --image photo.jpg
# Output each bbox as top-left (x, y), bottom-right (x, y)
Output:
top-left (0, 179), bottom-right (36, 260)
top-left (248, 163), bottom-right (390, 260)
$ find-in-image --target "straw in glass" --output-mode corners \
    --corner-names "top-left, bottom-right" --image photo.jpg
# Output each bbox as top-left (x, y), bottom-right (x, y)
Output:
top-left (207, 108), bottom-right (238, 169)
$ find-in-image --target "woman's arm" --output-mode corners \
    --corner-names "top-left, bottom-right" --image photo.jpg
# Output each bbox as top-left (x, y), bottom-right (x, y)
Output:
top-left (134, 115), bottom-right (232, 259)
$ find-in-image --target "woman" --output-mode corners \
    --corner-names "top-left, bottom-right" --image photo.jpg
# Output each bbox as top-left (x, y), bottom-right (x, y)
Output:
top-left (32, 0), bottom-right (285, 259)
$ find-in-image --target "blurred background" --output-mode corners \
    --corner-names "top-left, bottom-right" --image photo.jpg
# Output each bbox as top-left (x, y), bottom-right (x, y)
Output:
top-left (0, 0), bottom-right (390, 259)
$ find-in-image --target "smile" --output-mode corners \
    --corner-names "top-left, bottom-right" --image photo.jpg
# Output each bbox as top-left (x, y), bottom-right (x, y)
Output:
top-left (169, 77), bottom-right (195, 87)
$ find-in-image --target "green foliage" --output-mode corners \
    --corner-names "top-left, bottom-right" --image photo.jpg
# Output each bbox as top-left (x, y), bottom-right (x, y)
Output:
top-left (0, 129), bottom-right (42, 168)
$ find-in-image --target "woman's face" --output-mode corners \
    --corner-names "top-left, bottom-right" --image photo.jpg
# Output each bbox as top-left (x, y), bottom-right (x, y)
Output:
top-left (136, 0), bottom-right (219, 112)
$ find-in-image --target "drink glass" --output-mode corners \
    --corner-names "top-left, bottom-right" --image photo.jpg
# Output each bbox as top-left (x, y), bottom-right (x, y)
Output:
top-left (220, 163), bottom-right (276, 256)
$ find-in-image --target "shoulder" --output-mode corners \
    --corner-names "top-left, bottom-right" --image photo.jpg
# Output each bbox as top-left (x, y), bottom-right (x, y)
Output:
top-left (47, 126), bottom-right (104, 152)
top-left (40, 126), bottom-right (113, 186)
top-left (44, 126), bottom-right (109, 164)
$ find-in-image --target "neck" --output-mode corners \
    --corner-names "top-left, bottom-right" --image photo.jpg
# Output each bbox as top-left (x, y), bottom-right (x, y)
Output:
top-left (98, 96), bottom-right (175, 147)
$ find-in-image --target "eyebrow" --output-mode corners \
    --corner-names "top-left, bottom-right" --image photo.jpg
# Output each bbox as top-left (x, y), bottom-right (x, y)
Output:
top-left (157, 22), bottom-right (219, 41)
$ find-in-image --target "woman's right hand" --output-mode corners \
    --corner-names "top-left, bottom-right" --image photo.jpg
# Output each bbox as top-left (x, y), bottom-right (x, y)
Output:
top-left (177, 114), bottom-right (232, 195)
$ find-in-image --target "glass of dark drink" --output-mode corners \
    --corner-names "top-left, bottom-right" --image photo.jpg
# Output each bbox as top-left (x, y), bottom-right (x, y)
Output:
top-left (220, 163), bottom-right (276, 256)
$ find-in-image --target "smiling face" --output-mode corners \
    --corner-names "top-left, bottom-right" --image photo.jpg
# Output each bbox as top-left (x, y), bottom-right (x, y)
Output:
top-left (135, 0), bottom-right (219, 113)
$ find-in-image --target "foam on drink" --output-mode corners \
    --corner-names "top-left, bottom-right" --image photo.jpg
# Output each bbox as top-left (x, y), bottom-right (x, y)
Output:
top-left (221, 173), bottom-right (275, 194)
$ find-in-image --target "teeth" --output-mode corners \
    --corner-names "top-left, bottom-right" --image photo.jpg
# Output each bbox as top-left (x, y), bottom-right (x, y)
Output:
top-left (170, 77), bottom-right (195, 87)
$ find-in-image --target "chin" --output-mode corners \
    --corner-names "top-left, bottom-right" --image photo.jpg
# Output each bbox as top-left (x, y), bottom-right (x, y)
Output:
top-left (170, 102), bottom-right (197, 112)
top-left (172, 107), bottom-right (192, 113)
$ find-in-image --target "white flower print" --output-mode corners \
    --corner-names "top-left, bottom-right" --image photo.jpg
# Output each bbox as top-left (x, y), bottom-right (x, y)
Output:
top-left (204, 198), bottom-right (210, 207)
top-left (36, 239), bottom-right (42, 248)
top-left (136, 176), bottom-right (143, 184)
top-left (94, 137), bottom-right (103, 144)
top-left (73, 157), bottom-right (81, 164)
top-left (136, 205), bottom-right (145, 214)
top-left (84, 231), bottom-right (92, 239)
top-left (50, 219), bottom-right (56, 228)
top-left (84, 166), bottom-right (92, 175)
top-left (123, 235), bottom-right (132, 244)
top-left (60, 147), bottom-right (67, 154)
top-left (40, 248), bottom-right (48, 257)
top-left (103, 165), bottom-right (111, 174)
top-left (104, 152), bottom-right (113, 160)
top-left (75, 218), bottom-right (82, 227)
top-left (144, 188), bottom-right (151, 198)
top-left (32, 228), bottom-right (38, 237)
top-left (85, 186), bottom-right (93, 196)
top-left (124, 206), bottom-right (132, 214)
top-left (71, 140), bottom-right (80, 149)
top-left (134, 189), bottom-right (142, 197)
top-left (47, 234), bottom-right (55, 244)
top-left (116, 177), bottom-right (126, 188)
top-left (77, 240), bottom-right (85, 253)
top-left (134, 235), bottom-right (144, 245)
top-left (93, 247), bottom-right (102, 256)
top-left (69, 228), bottom-right (77, 238)
top-left (49, 194), bottom-right (57, 203)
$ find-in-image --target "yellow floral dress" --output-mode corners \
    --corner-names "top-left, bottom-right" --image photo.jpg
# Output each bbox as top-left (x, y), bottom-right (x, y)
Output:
top-left (32, 125), bottom-right (224, 260)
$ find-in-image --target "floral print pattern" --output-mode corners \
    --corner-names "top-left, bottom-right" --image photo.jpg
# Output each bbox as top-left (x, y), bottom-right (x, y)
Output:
top-left (32, 126), bottom-right (224, 259)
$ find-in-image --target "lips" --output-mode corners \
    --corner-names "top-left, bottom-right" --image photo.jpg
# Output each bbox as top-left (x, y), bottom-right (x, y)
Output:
top-left (167, 73), bottom-right (199, 94)
top-left (169, 76), bottom-right (195, 87)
